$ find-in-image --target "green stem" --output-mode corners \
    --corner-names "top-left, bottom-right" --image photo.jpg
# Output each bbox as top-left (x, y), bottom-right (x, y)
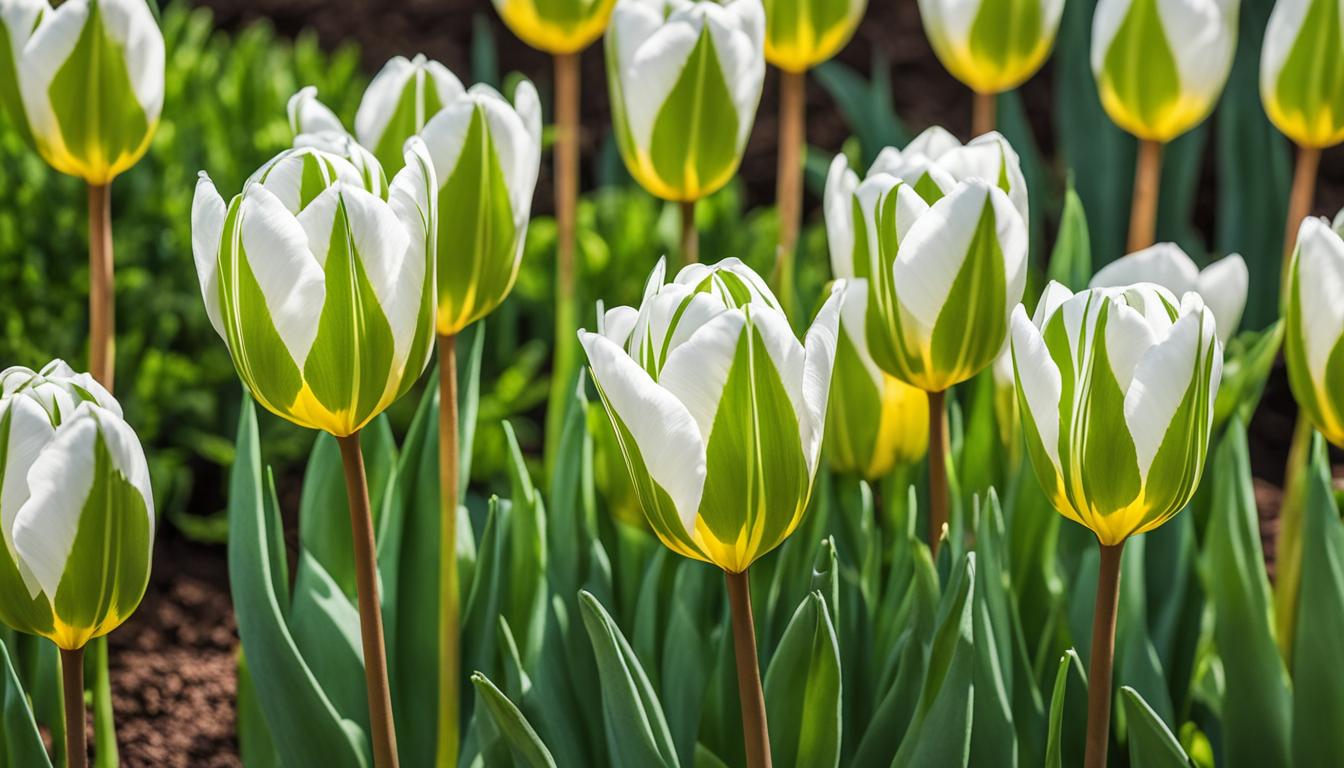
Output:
top-left (89, 637), bottom-right (117, 768)
top-left (436, 334), bottom-right (460, 767)
top-left (725, 569), bottom-right (772, 768)
top-left (1084, 542), bottom-right (1125, 768)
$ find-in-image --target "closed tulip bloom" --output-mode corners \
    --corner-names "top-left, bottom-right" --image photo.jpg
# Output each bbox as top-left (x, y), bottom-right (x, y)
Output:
top-left (493, 0), bottom-right (619, 53)
top-left (918, 0), bottom-right (1065, 94)
top-left (420, 81), bottom-right (542, 336)
top-left (1090, 243), bottom-right (1248, 344)
top-left (0, 362), bottom-right (153, 649)
top-left (1091, 0), bottom-right (1238, 142)
top-left (825, 152), bottom-right (1028, 392)
top-left (1011, 282), bottom-right (1223, 545)
top-left (191, 140), bottom-right (438, 437)
top-left (1284, 216), bottom-right (1344, 447)
top-left (0, 0), bottom-right (163, 184)
top-left (763, 0), bottom-right (867, 72)
top-left (1261, 0), bottom-right (1344, 147)
top-left (580, 258), bottom-right (842, 572)
top-left (825, 284), bottom-right (929, 481)
top-left (607, 0), bottom-right (766, 202)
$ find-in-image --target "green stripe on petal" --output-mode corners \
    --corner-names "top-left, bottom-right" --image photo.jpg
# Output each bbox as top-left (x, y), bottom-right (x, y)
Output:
top-left (648, 25), bottom-right (742, 201)
top-left (929, 196), bottom-right (1009, 387)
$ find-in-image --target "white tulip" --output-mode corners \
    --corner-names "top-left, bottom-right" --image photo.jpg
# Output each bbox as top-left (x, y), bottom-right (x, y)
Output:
top-left (1089, 243), bottom-right (1248, 343)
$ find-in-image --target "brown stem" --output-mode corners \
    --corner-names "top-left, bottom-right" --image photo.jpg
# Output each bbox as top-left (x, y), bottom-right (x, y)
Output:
top-left (1126, 140), bottom-right (1163, 252)
top-left (927, 390), bottom-right (948, 558)
top-left (1084, 541), bottom-right (1125, 768)
top-left (1282, 145), bottom-right (1322, 268)
top-left (972, 91), bottom-right (996, 136)
top-left (435, 334), bottom-right (461, 766)
top-left (62, 647), bottom-right (86, 768)
top-left (88, 184), bottom-right (114, 390)
top-left (680, 200), bottom-right (699, 265)
top-left (725, 569), bottom-right (772, 768)
top-left (773, 68), bottom-right (806, 318)
top-left (546, 51), bottom-right (582, 475)
top-left (336, 432), bottom-right (400, 768)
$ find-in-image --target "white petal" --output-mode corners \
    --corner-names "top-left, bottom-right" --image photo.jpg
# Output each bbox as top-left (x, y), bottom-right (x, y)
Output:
top-left (824, 154), bottom-right (858, 279)
top-left (1090, 242), bottom-right (1199, 294)
top-left (1261, 0), bottom-right (1310, 90)
top-left (622, 8), bottom-right (700, 151)
top-left (471, 83), bottom-right (540, 225)
top-left (239, 184), bottom-right (326, 368)
top-left (1295, 216), bottom-right (1344, 386)
top-left (602, 305), bottom-right (640, 346)
top-left (91, 0), bottom-right (164, 121)
top-left (0, 395), bottom-right (54, 597)
top-left (798, 284), bottom-right (843, 473)
top-left (425, 57), bottom-right (466, 108)
top-left (657, 310), bottom-right (747, 444)
top-left (0, 0), bottom-right (44, 61)
top-left (1196, 254), bottom-right (1248, 344)
top-left (1091, 0), bottom-right (1129, 75)
top-left (1159, 0), bottom-right (1236, 105)
top-left (937, 132), bottom-right (1029, 224)
top-left (1010, 304), bottom-right (1062, 470)
top-left (191, 172), bottom-right (228, 339)
top-left (17, 0), bottom-right (84, 152)
top-left (838, 278), bottom-right (884, 388)
top-left (1123, 303), bottom-right (1205, 478)
top-left (355, 55), bottom-right (417, 150)
top-left (1104, 298), bottom-right (1158, 393)
top-left (905, 125), bottom-right (964, 160)
top-left (1032, 280), bottom-right (1076, 328)
top-left (340, 184), bottom-right (418, 372)
top-left (287, 85), bottom-right (347, 136)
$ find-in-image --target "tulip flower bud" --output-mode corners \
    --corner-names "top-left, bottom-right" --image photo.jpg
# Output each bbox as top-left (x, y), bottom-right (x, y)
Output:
top-left (607, 0), bottom-right (766, 202)
top-left (579, 258), bottom-right (841, 572)
top-left (0, 361), bottom-right (153, 649)
top-left (1091, 0), bottom-right (1237, 142)
top-left (865, 127), bottom-right (1030, 224)
top-left (825, 284), bottom-right (929, 481)
top-left (1284, 216), bottom-right (1344, 447)
top-left (0, 0), bottom-right (163, 184)
top-left (493, 0), bottom-right (619, 54)
top-left (1089, 243), bottom-right (1248, 345)
top-left (1010, 282), bottom-right (1223, 545)
top-left (420, 82), bottom-right (543, 336)
top-left (191, 140), bottom-right (439, 437)
top-left (763, 0), bottom-right (867, 73)
top-left (1261, 0), bottom-right (1344, 147)
top-left (825, 145), bottom-right (1028, 392)
top-left (918, 0), bottom-right (1065, 94)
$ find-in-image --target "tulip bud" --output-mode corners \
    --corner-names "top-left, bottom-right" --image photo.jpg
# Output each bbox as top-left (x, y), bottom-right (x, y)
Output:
top-left (763, 0), bottom-right (867, 73)
top-left (918, 0), bottom-right (1065, 94)
top-left (191, 140), bottom-right (439, 437)
top-left (825, 146), bottom-right (1028, 392)
top-left (420, 82), bottom-right (543, 336)
top-left (606, 0), bottom-right (766, 202)
top-left (865, 127), bottom-right (1030, 224)
top-left (1011, 282), bottom-right (1223, 545)
top-left (1262, 0), bottom-right (1344, 148)
top-left (579, 258), bottom-right (841, 572)
top-left (493, 0), bottom-right (619, 54)
top-left (1284, 216), bottom-right (1344, 447)
top-left (0, 361), bottom-right (153, 649)
top-left (0, 0), bottom-right (163, 184)
top-left (825, 284), bottom-right (929, 481)
top-left (1090, 243), bottom-right (1248, 344)
top-left (1091, 0), bottom-right (1237, 142)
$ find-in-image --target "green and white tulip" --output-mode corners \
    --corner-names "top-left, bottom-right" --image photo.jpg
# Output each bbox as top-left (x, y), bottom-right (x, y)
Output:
top-left (825, 140), bottom-right (1028, 392)
top-left (191, 140), bottom-right (438, 437)
top-left (493, 0), bottom-right (620, 54)
top-left (1090, 243), bottom-right (1248, 344)
top-left (860, 127), bottom-right (1029, 224)
top-left (607, 0), bottom-right (766, 202)
top-left (0, 0), bottom-right (163, 184)
top-left (0, 361), bottom-right (153, 650)
top-left (918, 0), bottom-right (1065, 94)
top-left (763, 0), bottom-right (867, 72)
top-left (1010, 282), bottom-right (1223, 545)
top-left (580, 258), bottom-right (842, 573)
top-left (1284, 214), bottom-right (1344, 447)
top-left (1091, 0), bottom-right (1239, 142)
top-left (1261, 0), bottom-right (1344, 148)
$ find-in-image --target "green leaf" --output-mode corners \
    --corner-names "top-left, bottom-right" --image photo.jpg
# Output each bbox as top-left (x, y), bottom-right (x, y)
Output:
top-left (812, 54), bottom-right (909, 167)
top-left (1120, 686), bottom-right (1191, 768)
top-left (1212, 324), bottom-right (1284, 437)
top-left (1047, 179), bottom-right (1092, 292)
top-left (470, 672), bottom-right (558, 768)
top-left (1045, 649), bottom-right (1087, 768)
top-left (1291, 434), bottom-right (1344, 765)
top-left (501, 421), bottom-right (548, 666)
top-left (290, 551), bottom-right (369, 735)
top-left (969, 494), bottom-right (1023, 768)
top-left (237, 652), bottom-right (282, 768)
top-left (0, 638), bottom-right (50, 768)
top-left (578, 590), bottom-right (680, 768)
top-left (764, 591), bottom-right (843, 768)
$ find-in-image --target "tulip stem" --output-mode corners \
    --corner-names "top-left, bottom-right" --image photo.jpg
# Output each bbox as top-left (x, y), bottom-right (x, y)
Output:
top-left (547, 51), bottom-right (582, 477)
top-left (336, 431), bottom-right (400, 768)
top-left (61, 647), bottom-right (86, 768)
top-left (680, 200), bottom-right (699, 265)
top-left (773, 68), bottom-right (806, 318)
top-left (1126, 140), bottom-right (1162, 252)
top-left (725, 569), bottom-right (772, 768)
top-left (435, 333), bottom-right (461, 767)
top-left (1282, 144), bottom-right (1321, 268)
top-left (927, 389), bottom-right (948, 558)
top-left (88, 183), bottom-right (115, 391)
top-left (972, 91), bottom-right (996, 136)
top-left (1084, 541), bottom-right (1125, 768)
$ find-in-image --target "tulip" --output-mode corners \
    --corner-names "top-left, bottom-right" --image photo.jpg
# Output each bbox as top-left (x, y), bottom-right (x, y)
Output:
top-left (825, 284), bottom-right (929, 481)
top-left (918, 0), bottom-right (1065, 110)
top-left (1284, 216), bottom-right (1344, 448)
top-left (863, 127), bottom-right (1029, 224)
top-left (1010, 281), bottom-right (1221, 768)
top-left (580, 257), bottom-right (840, 768)
top-left (1090, 243), bottom-right (1248, 344)
top-left (1261, 0), bottom-right (1344, 150)
top-left (493, 0), bottom-right (619, 53)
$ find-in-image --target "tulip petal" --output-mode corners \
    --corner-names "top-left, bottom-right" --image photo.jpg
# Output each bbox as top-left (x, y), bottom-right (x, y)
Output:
top-left (824, 154), bottom-right (858, 279)
top-left (191, 172), bottom-right (228, 339)
top-left (287, 85), bottom-right (346, 137)
top-left (1124, 301), bottom-right (1206, 478)
top-left (658, 310), bottom-right (747, 443)
top-left (798, 284), bottom-right (843, 473)
top-left (1197, 253), bottom-right (1247, 344)
top-left (1011, 304), bottom-right (1062, 470)
top-left (0, 395), bottom-right (54, 597)
top-left (239, 184), bottom-right (326, 368)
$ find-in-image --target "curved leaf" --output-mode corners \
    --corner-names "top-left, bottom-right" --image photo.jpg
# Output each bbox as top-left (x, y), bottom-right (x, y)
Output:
top-left (764, 591), bottom-right (842, 768)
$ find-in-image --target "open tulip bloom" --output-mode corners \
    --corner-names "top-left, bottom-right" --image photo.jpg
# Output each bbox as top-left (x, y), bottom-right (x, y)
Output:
top-left (917, 0), bottom-right (1065, 95)
top-left (492, 0), bottom-right (620, 53)
top-left (1090, 243), bottom-right (1248, 345)
top-left (1285, 215), bottom-right (1344, 448)
top-left (1262, 0), bottom-right (1344, 149)
top-left (762, 0), bottom-right (867, 72)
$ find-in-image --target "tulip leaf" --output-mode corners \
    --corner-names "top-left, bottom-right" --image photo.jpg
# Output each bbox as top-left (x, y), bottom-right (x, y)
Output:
top-left (501, 421), bottom-right (547, 666)
top-left (290, 550), bottom-right (369, 736)
top-left (578, 590), bottom-right (680, 767)
top-left (470, 672), bottom-right (558, 768)
top-left (1120, 686), bottom-right (1190, 768)
top-left (0, 638), bottom-right (50, 768)
top-left (812, 55), bottom-right (909, 166)
top-left (1045, 649), bottom-right (1087, 768)
top-left (1206, 420), bottom-right (1291, 767)
top-left (1212, 323), bottom-right (1284, 437)
top-left (661, 561), bottom-right (715, 766)
top-left (237, 652), bottom-right (282, 768)
top-left (1291, 434), bottom-right (1344, 765)
top-left (764, 591), bottom-right (843, 768)
top-left (1047, 180), bottom-right (1092, 292)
